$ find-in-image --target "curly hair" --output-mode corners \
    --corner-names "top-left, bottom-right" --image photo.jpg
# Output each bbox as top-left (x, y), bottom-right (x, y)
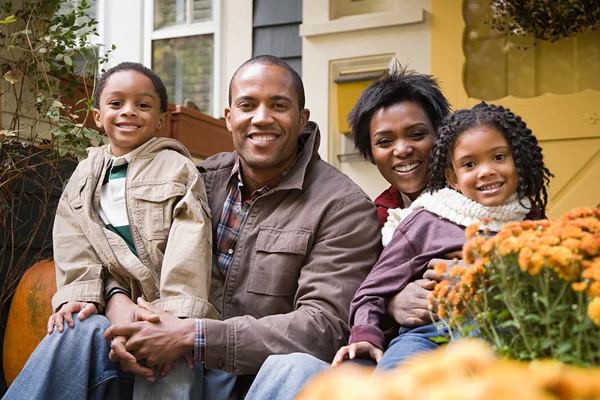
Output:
top-left (348, 59), bottom-right (451, 163)
top-left (93, 62), bottom-right (169, 112)
top-left (427, 102), bottom-right (554, 214)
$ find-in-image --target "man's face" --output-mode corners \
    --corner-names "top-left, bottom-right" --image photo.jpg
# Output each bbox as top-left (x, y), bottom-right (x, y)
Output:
top-left (225, 63), bottom-right (310, 181)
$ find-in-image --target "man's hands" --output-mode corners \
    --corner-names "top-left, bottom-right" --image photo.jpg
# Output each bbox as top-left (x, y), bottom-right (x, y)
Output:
top-left (47, 301), bottom-right (98, 334)
top-left (104, 294), bottom-right (160, 381)
top-left (331, 341), bottom-right (383, 367)
top-left (104, 298), bottom-right (195, 373)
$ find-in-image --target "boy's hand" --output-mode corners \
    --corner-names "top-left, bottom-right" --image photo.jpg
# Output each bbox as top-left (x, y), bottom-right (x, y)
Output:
top-left (47, 301), bottom-right (97, 334)
top-left (331, 341), bottom-right (383, 367)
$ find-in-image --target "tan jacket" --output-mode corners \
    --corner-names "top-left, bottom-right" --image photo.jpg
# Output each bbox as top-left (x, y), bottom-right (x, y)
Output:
top-left (52, 138), bottom-right (220, 319)
top-left (199, 122), bottom-right (381, 374)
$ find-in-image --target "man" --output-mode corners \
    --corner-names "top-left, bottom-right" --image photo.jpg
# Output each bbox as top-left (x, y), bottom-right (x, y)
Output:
top-left (6, 55), bottom-right (380, 399)
top-left (105, 55), bottom-right (381, 397)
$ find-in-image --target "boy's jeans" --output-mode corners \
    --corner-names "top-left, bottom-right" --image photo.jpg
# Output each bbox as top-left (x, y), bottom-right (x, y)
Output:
top-left (4, 313), bottom-right (236, 400)
top-left (4, 314), bottom-right (129, 400)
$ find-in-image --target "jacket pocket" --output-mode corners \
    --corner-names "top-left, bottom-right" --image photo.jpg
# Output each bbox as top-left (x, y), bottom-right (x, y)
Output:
top-left (247, 227), bottom-right (312, 296)
top-left (130, 181), bottom-right (186, 240)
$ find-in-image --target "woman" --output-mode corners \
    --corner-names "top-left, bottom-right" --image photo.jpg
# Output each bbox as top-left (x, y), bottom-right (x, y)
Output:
top-left (244, 60), bottom-right (452, 400)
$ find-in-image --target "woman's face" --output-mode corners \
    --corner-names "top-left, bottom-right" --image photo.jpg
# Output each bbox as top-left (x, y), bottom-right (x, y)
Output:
top-left (369, 101), bottom-right (435, 201)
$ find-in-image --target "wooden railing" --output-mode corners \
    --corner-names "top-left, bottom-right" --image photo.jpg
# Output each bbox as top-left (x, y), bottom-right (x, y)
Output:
top-left (158, 105), bottom-right (234, 159)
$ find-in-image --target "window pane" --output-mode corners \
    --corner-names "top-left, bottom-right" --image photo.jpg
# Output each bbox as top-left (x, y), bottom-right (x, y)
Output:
top-left (152, 35), bottom-right (214, 113)
top-left (193, 0), bottom-right (212, 22)
top-left (154, 0), bottom-right (187, 29)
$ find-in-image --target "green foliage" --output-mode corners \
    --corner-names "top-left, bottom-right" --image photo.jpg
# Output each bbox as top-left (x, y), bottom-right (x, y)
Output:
top-left (0, 0), bottom-right (115, 316)
top-left (1, 0), bottom-right (112, 156)
top-left (434, 210), bottom-right (600, 367)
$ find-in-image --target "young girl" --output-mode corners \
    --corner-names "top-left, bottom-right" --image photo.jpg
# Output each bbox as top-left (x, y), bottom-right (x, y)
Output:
top-left (333, 101), bottom-right (553, 370)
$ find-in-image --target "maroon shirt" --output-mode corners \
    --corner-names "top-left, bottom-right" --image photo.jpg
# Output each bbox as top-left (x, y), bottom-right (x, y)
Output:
top-left (374, 185), bottom-right (404, 228)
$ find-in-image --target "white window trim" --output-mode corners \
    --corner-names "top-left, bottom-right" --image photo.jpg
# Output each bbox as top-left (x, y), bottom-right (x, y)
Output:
top-left (95, 0), bottom-right (106, 57)
top-left (143, 0), bottom-right (221, 117)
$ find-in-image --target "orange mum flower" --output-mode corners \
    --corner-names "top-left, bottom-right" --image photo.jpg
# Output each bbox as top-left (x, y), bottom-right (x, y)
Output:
top-left (434, 262), bottom-right (447, 279)
top-left (588, 282), bottom-right (600, 298)
top-left (587, 297), bottom-right (600, 325)
top-left (465, 222), bottom-right (480, 240)
top-left (571, 281), bottom-right (588, 292)
top-left (518, 247), bottom-right (533, 272)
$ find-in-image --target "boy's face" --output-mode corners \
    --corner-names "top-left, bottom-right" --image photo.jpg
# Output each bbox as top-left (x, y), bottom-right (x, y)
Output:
top-left (93, 70), bottom-right (166, 157)
top-left (445, 125), bottom-right (519, 207)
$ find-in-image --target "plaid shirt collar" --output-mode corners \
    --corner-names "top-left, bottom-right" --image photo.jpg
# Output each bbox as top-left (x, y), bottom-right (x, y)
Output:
top-left (228, 157), bottom-right (288, 204)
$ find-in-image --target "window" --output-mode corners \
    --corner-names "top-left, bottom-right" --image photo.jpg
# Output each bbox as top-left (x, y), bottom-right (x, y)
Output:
top-left (145, 0), bottom-right (220, 116)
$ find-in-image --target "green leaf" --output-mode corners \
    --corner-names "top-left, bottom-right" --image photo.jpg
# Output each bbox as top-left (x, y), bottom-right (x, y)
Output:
top-left (524, 314), bottom-right (541, 323)
top-left (428, 336), bottom-right (450, 344)
top-left (0, 15), bottom-right (16, 24)
top-left (63, 55), bottom-right (73, 66)
top-left (56, 53), bottom-right (64, 61)
top-left (556, 342), bottom-right (572, 354)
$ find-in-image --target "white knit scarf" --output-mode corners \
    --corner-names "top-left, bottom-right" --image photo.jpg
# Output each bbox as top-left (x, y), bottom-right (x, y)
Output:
top-left (381, 188), bottom-right (531, 247)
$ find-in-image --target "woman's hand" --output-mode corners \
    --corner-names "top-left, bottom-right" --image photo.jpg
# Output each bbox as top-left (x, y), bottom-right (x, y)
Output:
top-left (386, 279), bottom-right (438, 327)
top-left (424, 256), bottom-right (466, 284)
top-left (47, 301), bottom-right (98, 334)
top-left (331, 341), bottom-right (383, 367)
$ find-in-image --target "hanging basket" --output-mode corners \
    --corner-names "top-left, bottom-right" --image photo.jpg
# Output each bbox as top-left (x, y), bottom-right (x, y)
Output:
top-left (490, 0), bottom-right (600, 42)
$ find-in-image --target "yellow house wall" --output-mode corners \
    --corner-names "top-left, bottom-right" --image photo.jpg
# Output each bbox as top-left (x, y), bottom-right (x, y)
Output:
top-left (431, 0), bottom-right (600, 217)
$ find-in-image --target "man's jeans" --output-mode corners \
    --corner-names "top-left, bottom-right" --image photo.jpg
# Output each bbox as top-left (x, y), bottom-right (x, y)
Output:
top-left (133, 358), bottom-right (236, 400)
top-left (4, 314), bottom-right (129, 400)
top-left (245, 323), bottom-right (445, 400)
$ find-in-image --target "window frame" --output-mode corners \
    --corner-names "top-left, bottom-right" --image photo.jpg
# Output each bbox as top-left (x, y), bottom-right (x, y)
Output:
top-left (143, 0), bottom-right (222, 117)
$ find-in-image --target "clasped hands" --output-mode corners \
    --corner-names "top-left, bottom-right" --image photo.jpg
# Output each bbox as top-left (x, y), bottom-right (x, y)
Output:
top-left (103, 296), bottom-right (196, 382)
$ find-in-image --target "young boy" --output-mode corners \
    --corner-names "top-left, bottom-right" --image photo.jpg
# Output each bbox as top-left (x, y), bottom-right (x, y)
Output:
top-left (49, 61), bottom-right (219, 340)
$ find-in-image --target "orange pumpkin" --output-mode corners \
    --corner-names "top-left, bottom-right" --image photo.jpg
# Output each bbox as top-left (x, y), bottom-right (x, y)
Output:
top-left (3, 259), bottom-right (56, 387)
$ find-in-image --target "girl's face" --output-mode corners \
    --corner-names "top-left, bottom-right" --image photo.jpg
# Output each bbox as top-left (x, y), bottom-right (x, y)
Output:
top-left (445, 125), bottom-right (519, 207)
top-left (370, 101), bottom-right (435, 201)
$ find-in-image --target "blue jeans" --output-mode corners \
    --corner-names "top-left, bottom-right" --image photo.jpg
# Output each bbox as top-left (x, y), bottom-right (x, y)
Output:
top-left (376, 322), bottom-right (446, 370)
top-left (4, 314), bottom-right (130, 400)
top-left (244, 353), bottom-right (330, 400)
top-left (133, 358), bottom-right (237, 400)
top-left (4, 313), bottom-right (237, 400)
top-left (245, 323), bottom-right (446, 400)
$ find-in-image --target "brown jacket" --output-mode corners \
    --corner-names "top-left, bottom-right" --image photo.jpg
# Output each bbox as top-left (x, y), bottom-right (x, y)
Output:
top-left (52, 138), bottom-right (219, 319)
top-left (199, 122), bottom-right (381, 374)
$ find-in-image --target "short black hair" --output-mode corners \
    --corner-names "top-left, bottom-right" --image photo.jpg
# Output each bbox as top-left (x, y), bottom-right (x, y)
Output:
top-left (348, 60), bottom-right (451, 163)
top-left (428, 101), bottom-right (554, 214)
top-left (93, 62), bottom-right (169, 112)
top-left (228, 55), bottom-right (305, 110)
